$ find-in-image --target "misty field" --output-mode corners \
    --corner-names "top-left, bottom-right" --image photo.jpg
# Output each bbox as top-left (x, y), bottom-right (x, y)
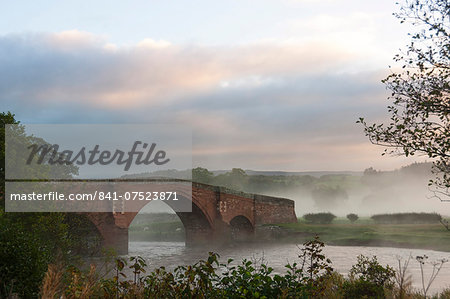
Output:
top-left (279, 218), bottom-right (450, 252)
top-left (128, 213), bottom-right (450, 252)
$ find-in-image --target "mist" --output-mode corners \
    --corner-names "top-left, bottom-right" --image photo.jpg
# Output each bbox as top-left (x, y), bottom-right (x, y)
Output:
top-left (246, 164), bottom-right (450, 218)
top-left (132, 162), bottom-right (450, 218)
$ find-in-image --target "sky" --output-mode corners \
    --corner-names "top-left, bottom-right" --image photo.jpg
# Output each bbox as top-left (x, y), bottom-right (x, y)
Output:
top-left (0, 0), bottom-right (428, 171)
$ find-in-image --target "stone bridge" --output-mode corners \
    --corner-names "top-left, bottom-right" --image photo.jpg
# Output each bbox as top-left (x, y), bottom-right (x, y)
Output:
top-left (86, 181), bottom-right (297, 254)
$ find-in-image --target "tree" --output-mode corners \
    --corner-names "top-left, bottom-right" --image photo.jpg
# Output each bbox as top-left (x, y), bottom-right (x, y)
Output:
top-left (0, 112), bottom-right (102, 296)
top-left (0, 112), bottom-right (18, 184)
top-left (347, 213), bottom-right (359, 223)
top-left (215, 168), bottom-right (248, 190)
top-left (192, 167), bottom-right (214, 184)
top-left (303, 213), bottom-right (336, 224)
top-left (1, 112), bottom-right (78, 208)
top-left (358, 0), bottom-right (449, 198)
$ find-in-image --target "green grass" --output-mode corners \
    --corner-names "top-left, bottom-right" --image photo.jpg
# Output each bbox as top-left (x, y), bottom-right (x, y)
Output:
top-left (277, 219), bottom-right (450, 252)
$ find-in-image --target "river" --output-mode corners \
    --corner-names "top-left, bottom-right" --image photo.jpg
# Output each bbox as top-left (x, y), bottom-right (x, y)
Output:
top-left (128, 241), bottom-right (450, 295)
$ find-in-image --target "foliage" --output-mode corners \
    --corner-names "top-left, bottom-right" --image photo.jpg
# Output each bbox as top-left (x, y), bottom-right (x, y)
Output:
top-left (2, 114), bottom-right (79, 185)
top-left (371, 212), bottom-right (442, 224)
top-left (358, 0), bottom-right (450, 198)
top-left (39, 236), bottom-right (450, 299)
top-left (346, 213), bottom-right (359, 223)
top-left (0, 112), bottom-right (103, 297)
top-left (342, 255), bottom-right (395, 299)
top-left (303, 212), bottom-right (336, 224)
top-left (64, 213), bottom-right (103, 255)
top-left (286, 235), bottom-right (334, 297)
top-left (192, 167), bottom-right (214, 184)
top-left (0, 112), bottom-right (17, 184)
top-left (349, 255), bottom-right (395, 286)
top-left (214, 168), bottom-right (249, 191)
top-left (40, 236), bottom-right (338, 299)
top-left (0, 212), bottom-right (51, 298)
top-left (0, 211), bottom-right (103, 297)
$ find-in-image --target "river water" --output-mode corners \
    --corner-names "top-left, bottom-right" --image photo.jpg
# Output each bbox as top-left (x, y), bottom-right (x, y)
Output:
top-left (128, 241), bottom-right (450, 294)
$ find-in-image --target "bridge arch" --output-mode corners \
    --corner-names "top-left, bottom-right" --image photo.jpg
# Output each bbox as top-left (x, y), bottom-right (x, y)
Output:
top-left (175, 199), bottom-right (213, 245)
top-left (87, 183), bottom-right (218, 253)
top-left (229, 215), bottom-right (254, 241)
top-left (122, 189), bottom-right (214, 242)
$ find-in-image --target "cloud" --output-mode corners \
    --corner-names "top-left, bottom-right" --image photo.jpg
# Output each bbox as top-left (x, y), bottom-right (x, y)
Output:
top-left (137, 38), bottom-right (172, 49)
top-left (0, 30), bottom-right (414, 171)
top-left (46, 30), bottom-right (102, 50)
top-left (0, 31), bottom-right (356, 108)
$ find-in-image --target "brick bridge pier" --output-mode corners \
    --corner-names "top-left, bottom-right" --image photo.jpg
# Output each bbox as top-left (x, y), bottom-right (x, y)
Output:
top-left (86, 182), bottom-right (297, 254)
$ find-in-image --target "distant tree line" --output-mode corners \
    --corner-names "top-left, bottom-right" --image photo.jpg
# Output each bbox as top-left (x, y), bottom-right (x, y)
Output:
top-left (301, 212), bottom-right (443, 225)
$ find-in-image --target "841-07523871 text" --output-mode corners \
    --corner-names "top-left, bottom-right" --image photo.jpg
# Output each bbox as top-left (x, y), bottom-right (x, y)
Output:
top-left (9, 191), bottom-right (179, 201)
top-left (97, 191), bottom-right (178, 201)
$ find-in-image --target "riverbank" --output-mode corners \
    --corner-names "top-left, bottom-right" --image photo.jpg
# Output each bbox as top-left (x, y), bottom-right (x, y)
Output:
top-left (127, 241), bottom-right (450, 295)
top-left (276, 219), bottom-right (450, 252)
top-left (129, 215), bottom-right (450, 252)
top-left (43, 240), bottom-right (450, 298)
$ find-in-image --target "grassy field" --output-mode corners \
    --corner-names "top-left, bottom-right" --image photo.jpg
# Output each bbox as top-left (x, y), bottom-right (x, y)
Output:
top-left (129, 214), bottom-right (450, 252)
top-left (277, 217), bottom-right (450, 252)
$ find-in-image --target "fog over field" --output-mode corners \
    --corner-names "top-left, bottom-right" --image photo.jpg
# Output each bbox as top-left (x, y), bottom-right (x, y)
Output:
top-left (264, 174), bottom-right (449, 217)
top-left (136, 163), bottom-right (450, 217)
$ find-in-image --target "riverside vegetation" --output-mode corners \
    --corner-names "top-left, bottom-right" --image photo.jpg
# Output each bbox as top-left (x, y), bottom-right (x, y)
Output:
top-left (37, 236), bottom-right (450, 299)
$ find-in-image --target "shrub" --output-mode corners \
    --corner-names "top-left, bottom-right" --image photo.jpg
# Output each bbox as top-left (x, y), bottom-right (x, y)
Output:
top-left (0, 215), bottom-right (50, 298)
top-left (371, 213), bottom-right (442, 224)
top-left (342, 279), bottom-right (387, 299)
top-left (346, 213), bottom-right (359, 223)
top-left (303, 212), bottom-right (336, 224)
top-left (0, 211), bottom-right (102, 297)
top-left (342, 255), bottom-right (395, 299)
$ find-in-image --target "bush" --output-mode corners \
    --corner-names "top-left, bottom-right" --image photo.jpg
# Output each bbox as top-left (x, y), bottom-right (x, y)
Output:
top-left (342, 278), bottom-right (387, 299)
top-left (303, 213), bottom-right (336, 224)
top-left (0, 214), bottom-right (50, 298)
top-left (0, 211), bottom-right (102, 297)
top-left (371, 213), bottom-right (442, 224)
top-left (347, 213), bottom-right (359, 223)
top-left (342, 255), bottom-right (395, 299)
